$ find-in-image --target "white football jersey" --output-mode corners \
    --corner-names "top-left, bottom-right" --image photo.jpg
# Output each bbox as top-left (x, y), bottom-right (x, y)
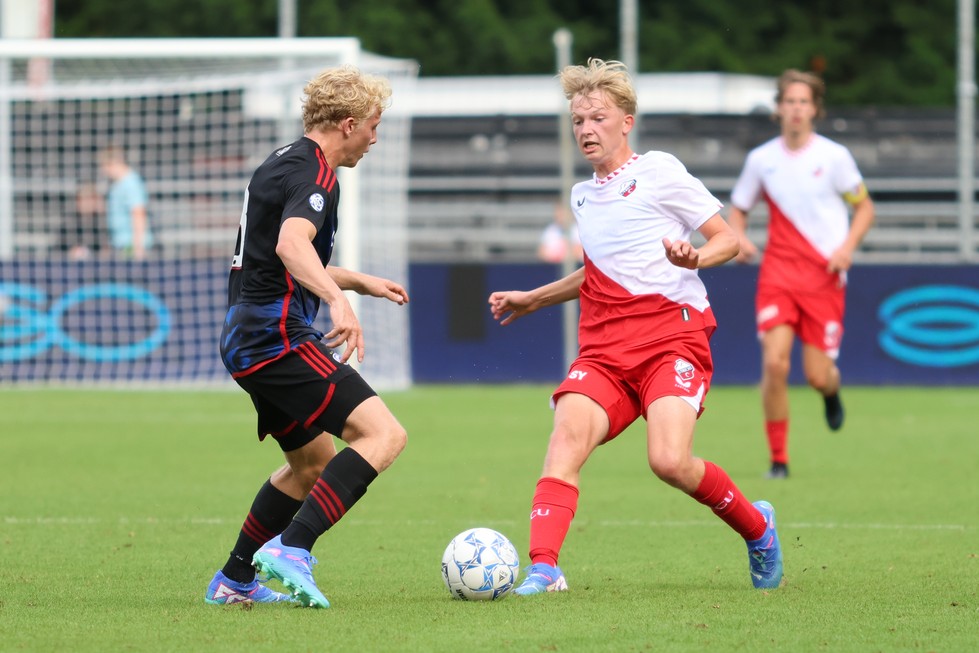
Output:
top-left (730, 133), bottom-right (863, 261)
top-left (570, 151), bottom-right (723, 352)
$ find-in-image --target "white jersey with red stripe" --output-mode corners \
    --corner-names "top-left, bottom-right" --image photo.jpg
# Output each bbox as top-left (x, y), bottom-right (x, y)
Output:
top-left (730, 133), bottom-right (864, 291)
top-left (570, 151), bottom-right (723, 356)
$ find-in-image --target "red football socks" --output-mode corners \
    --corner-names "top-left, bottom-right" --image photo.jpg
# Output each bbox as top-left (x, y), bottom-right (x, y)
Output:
top-left (692, 461), bottom-right (767, 541)
top-left (766, 419), bottom-right (789, 464)
top-left (527, 477), bottom-right (579, 567)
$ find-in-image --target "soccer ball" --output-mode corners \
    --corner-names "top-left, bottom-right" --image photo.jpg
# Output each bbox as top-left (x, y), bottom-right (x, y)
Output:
top-left (441, 527), bottom-right (520, 601)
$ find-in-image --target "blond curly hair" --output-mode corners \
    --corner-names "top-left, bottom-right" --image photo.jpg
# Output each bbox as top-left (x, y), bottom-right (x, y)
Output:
top-left (302, 65), bottom-right (392, 133)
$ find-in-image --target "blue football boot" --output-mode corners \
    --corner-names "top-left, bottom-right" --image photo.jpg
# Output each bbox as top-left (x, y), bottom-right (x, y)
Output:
top-left (204, 570), bottom-right (295, 605)
top-left (512, 563), bottom-right (568, 596)
top-left (252, 535), bottom-right (330, 608)
top-left (747, 500), bottom-right (784, 589)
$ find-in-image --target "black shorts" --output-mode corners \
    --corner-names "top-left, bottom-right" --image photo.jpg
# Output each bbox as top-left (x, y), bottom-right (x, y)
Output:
top-left (234, 340), bottom-right (377, 452)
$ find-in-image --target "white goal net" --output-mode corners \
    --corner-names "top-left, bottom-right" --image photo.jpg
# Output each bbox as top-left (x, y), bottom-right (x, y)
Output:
top-left (0, 38), bottom-right (416, 389)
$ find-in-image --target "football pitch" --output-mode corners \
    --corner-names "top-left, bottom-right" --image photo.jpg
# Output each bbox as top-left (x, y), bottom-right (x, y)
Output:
top-left (1, 385), bottom-right (976, 652)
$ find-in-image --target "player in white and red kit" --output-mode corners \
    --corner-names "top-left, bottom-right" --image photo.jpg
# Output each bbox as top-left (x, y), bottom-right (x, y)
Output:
top-left (728, 69), bottom-right (875, 479)
top-left (488, 58), bottom-right (783, 594)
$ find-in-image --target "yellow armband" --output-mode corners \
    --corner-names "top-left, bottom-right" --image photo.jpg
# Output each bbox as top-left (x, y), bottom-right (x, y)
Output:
top-left (843, 183), bottom-right (868, 205)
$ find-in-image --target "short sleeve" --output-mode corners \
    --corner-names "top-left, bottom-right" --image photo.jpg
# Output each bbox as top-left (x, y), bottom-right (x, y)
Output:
top-left (730, 149), bottom-right (764, 211)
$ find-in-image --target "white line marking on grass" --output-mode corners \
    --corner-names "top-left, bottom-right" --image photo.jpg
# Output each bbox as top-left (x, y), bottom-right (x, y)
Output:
top-left (2, 516), bottom-right (970, 531)
top-left (595, 519), bottom-right (969, 531)
top-left (789, 522), bottom-right (969, 531)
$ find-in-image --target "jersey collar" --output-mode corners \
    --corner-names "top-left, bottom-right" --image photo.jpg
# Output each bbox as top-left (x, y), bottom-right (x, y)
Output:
top-left (595, 153), bottom-right (641, 185)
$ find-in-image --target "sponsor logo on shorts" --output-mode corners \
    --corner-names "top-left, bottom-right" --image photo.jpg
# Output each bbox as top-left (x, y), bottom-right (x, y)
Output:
top-left (674, 358), bottom-right (695, 389)
top-left (757, 304), bottom-right (779, 325)
top-left (824, 321), bottom-right (842, 349)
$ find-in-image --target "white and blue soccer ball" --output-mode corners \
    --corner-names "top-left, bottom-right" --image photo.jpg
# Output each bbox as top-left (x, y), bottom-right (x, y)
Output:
top-left (441, 527), bottom-right (520, 601)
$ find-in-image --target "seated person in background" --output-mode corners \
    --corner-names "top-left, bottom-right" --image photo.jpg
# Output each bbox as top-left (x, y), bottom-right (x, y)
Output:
top-left (56, 183), bottom-right (107, 261)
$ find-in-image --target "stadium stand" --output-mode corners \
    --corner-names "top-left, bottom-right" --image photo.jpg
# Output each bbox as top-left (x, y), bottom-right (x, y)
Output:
top-left (23, 71), bottom-right (911, 266)
top-left (406, 103), bottom-right (972, 264)
top-left (8, 72), bottom-right (971, 265)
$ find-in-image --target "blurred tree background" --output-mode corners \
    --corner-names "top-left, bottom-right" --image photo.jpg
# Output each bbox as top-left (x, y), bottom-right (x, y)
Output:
top-left (53, 0), bottom-right (962, 106)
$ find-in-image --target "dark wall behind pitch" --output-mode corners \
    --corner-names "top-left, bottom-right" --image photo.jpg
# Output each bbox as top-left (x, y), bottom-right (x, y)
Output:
top-left (409, 263), bottom-right (979, 386)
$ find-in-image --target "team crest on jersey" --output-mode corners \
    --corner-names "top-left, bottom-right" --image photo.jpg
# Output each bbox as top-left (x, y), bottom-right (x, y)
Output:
top-left (309, 193), bottom-right (325, 212)
top-left (275, 145), bottom-right (292, 156)
top-left (618, 179), bottom-right (637, 197)
top-left (674, 358), bottom-right (695, 389)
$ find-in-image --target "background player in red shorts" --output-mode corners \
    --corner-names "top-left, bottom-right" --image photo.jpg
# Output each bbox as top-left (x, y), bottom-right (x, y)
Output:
top-left (727, 69), bottom-right (875, 479)
top-left (488, 58), bottom-right (783, 595)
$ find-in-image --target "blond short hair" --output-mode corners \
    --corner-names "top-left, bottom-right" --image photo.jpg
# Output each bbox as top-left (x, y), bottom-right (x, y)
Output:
top-left (302, 65), bottom-right (393, 133)
top-left (559, 58), bottom-right (637, 116)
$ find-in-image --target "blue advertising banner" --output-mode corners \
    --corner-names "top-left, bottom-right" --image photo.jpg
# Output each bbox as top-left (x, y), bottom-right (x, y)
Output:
top-left (411, 263), bottom-right (979, 386)
top-left (703, 265), bottom-right (979, 385)
top-left (0, 258), bottom-right (228, 383)
top-left (4, 260), bottom-right (976, 386)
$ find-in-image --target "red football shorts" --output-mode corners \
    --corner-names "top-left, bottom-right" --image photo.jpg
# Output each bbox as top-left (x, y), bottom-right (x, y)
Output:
top-left (552, 329), bottom-right (714, 443)
top-left (755, 283), bottom-right (845, 358)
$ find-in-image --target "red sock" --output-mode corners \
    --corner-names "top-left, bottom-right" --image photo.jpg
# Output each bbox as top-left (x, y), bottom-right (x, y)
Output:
top-left (527, 477), bottom-right (579, 567)
top-left (692, 461), bottom-right (766, 541)
top-left (765, 419), bottom-right (789, 464)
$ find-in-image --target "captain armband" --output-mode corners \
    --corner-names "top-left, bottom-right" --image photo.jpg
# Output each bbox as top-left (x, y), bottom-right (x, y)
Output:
top-left (842, 183), bottom-right (868, 205)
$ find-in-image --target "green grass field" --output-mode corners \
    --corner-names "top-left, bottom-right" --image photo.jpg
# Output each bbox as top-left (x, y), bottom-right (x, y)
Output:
top-left (1, 385), bottom-right (976, 652)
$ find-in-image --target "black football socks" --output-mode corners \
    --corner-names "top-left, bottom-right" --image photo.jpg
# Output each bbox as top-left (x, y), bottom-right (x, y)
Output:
top-left (223, 479), bottom-right (303, 583)
top-left (281, 447), bottom-right (379, 551)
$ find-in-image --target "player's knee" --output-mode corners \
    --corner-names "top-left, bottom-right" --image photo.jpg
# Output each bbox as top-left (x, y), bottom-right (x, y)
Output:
top-left (648, 453), bottom-right (690, 489)
top-left (762, 355), bottom-right (790, 381)
top-left (386, 422), bottom-right (408, 457)
top-left (804, 368), bottom-right (831, 392)
top-left (365, 421), bottom-right (408, 472)
top-left (548, 426), bottom-right (591, 460)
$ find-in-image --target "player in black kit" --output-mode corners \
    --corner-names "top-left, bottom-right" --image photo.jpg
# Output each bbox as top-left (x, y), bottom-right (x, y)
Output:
top-left (204, 65), bottom-right (410, 608)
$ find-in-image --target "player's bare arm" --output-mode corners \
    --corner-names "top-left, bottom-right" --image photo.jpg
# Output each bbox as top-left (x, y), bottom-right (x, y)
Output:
top-left (726, 206), bottom-right (758, 264)
top-left (489, 266), bottom-right (585, 326)
top-left (328, 267), bottom-right (409, 305)
top-left (828, 191), bottom-right (875, 273)
top-left (663, 213), bottom-right (739, 270)
top-left (132, 204), bottom-right (148, 260)
top-left (276, 216), bottom-right (365, 363)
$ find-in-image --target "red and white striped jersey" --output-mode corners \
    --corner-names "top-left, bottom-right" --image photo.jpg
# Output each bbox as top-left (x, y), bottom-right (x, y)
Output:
top-left (730, 133), bottom-right (864, 290)
top-left (570, 151), bottom-right (723, 357)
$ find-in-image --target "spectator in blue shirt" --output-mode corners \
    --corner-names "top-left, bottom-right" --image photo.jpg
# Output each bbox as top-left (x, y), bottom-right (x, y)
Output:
top-left (99, 146), bottom-right (153, 259)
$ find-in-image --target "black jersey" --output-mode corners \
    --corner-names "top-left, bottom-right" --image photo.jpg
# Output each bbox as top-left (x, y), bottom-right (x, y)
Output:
top-left (220, 137), bottom-right (340, 376)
